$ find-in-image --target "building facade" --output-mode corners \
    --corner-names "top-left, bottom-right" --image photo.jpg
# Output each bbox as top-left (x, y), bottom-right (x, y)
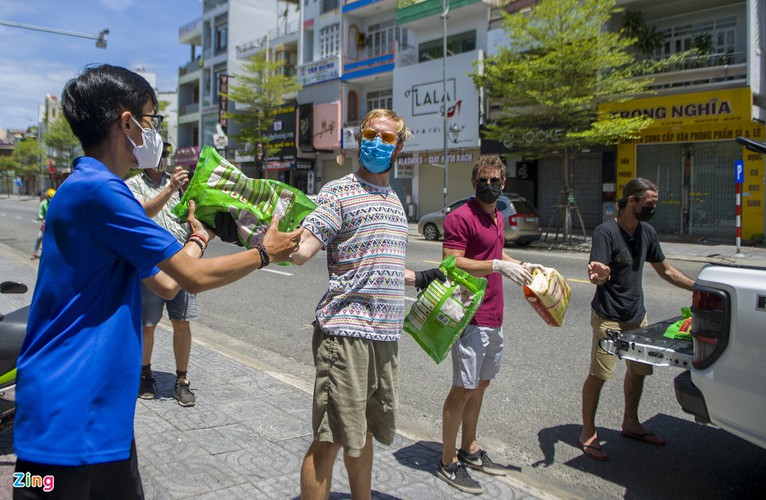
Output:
top-left (176, 0), bottom-right (287, 169)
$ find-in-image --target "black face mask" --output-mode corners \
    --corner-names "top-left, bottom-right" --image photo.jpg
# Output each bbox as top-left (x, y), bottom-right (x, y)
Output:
top-left (635, 204), bottom-right (656, 222)
top-left (476, 182), bottom-right (502, 204)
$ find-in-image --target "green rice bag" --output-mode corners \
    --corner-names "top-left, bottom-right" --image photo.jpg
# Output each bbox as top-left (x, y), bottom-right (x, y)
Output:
top-left (404, 256), bottom-right (487, 364)
top-left (171, 146), bottom-right (316, 248)
top-left (664, 307), bottom-right (693, 340)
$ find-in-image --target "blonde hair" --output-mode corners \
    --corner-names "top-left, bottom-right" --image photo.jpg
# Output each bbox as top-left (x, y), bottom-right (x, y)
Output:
top-left (359, 109), bottom-right (411, 143)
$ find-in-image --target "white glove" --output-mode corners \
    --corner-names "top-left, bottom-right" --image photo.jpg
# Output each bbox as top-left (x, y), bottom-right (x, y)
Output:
top-left (492, 259), bottom-right (533, 286)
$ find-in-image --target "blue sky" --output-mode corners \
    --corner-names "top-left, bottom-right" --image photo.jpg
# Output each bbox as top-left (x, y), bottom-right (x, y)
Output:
top-left (0, 0), bottom-right (199, 130)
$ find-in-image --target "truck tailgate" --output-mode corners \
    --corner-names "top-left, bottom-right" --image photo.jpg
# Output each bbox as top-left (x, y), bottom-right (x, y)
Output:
top-left (599, 316), bottom-right (694, 368)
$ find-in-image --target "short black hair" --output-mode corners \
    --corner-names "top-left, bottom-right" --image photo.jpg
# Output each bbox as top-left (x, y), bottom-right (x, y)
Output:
top-left (61, 64), bottom-right (157, 150)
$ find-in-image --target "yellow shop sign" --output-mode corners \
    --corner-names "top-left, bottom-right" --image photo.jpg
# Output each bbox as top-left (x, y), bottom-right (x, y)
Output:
top-left (600, 87), bottom-right (752, 128)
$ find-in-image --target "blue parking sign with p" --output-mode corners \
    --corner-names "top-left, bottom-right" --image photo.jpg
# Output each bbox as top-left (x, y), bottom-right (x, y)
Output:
top-left (735, 160), bottom-right (744, 184)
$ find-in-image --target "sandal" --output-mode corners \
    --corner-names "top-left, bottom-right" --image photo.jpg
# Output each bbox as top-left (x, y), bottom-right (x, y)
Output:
top-left (578, 439), bottom-right (609, 462)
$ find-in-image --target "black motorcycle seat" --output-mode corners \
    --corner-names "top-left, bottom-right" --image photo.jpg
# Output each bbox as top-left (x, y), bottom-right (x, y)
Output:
top-left (0, 306), bottom-right (29, 378)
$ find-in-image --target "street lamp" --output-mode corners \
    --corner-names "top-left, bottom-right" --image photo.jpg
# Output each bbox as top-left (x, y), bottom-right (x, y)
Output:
top-left (448, 123), bottom-right (463, 143)
top-left (441, 0), bottom-right (449, 208)
top-left (0, 20), bottom-right (108, 48)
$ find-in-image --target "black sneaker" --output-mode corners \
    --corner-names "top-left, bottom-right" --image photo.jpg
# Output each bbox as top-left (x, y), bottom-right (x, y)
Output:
top-left (174, 379), bottom-right (196, 407)
top-left (138, 373), bottom-right (155, 400)
top-left (436, 461), bottom-right (482, 495)
top-left (458, 449), bottom-right (507, 476)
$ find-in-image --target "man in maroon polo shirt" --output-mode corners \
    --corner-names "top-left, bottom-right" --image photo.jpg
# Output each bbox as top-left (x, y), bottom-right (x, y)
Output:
top-left (436, 155), bottom-right (547, 494)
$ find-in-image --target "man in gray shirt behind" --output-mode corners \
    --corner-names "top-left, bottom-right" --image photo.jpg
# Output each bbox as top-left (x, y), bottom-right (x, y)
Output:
top-left (126, 144), bottom-right (198, 407)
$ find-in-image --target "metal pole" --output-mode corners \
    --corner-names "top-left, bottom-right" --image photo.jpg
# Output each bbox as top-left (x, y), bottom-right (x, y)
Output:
top-left (0, 20), bottom-right (108, 47)
top-left (441, 0), bottom-right (449, 208)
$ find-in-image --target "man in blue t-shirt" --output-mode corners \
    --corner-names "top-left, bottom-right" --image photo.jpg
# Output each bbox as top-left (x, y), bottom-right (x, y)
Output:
top-left (577, 177), bottom-right (695, 462)
top-left (13, 65), bottom-right (301, 499)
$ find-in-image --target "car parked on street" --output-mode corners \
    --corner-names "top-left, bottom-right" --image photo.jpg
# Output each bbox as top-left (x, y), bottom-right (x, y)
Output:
top-left (417, 194), bottom-right (542, 246)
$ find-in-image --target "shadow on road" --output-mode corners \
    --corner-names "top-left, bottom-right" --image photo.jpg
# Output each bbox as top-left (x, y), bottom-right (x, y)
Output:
top-left (532, 415), bottom-right (766, 499)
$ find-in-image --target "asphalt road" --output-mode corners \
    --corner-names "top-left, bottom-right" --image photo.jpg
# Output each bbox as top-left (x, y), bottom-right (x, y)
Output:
top-left (1, 195), bottom-right (764, 499)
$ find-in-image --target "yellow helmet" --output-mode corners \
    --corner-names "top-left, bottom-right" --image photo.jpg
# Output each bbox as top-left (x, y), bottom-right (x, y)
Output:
top-left (46, 188), bottom-right (56, 199)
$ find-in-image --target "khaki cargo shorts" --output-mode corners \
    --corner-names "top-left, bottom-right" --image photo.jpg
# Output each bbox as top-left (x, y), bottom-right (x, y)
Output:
top-left (311, 323), bottom-right (399, 458)
top-left (590, 309), bottom-right (652, 380)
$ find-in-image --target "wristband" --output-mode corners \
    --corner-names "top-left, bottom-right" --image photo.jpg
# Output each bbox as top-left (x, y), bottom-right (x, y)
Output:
top-left (255, 243), bottom-right (270, 269)
top-left (186, 238), bottom-right (205, 257)
top-left (190, 231), bottom-right (208, 246)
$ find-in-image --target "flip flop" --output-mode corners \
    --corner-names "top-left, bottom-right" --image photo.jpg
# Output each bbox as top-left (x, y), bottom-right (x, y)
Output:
top-left (620, 430), bottom-right (666, 446)
top-left (577, 440), bottom-right (609, 462)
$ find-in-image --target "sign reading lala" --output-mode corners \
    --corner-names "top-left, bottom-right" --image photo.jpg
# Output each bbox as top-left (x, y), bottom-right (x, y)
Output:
top-left (393, 50), bottom-right (480, 152)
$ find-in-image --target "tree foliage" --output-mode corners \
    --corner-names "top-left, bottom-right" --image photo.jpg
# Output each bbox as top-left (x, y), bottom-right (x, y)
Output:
top-left (43, 116), bottom-right (81, 170)
top-left (474, 0), bottom-right (654, 167)
top-left (223, 53), bottom-right (302, 161)
top-left (13, 139), bottom-right (42, 175)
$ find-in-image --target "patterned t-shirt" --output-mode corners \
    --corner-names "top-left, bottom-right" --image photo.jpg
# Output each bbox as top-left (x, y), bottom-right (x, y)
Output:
top-left (303, 173), bottom-right (408, 341)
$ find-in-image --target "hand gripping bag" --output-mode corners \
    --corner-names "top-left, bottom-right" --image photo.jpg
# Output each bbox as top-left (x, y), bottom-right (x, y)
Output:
top-left (403, 256), bottom-right (487, 364)
top-left (171, 146), bottom-right (316, 248)
top-left (523, 268), bottom-right (572, 327)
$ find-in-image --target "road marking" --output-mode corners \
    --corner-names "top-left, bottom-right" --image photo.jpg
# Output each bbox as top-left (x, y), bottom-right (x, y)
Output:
top-left (261, 268), bottom-right (293, 276)
top-left (404, 296), bottom-right (416, 303)
top-left (424, 260), bottom-right (442, 265)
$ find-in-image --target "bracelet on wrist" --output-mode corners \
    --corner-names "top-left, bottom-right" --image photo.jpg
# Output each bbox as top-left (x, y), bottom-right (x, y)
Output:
top-left (255, 243), bottom-right (270, 269)
top-left (186, 238), bottom-right (205, 257)
top-left (190, 231), bottom-right (208, 246)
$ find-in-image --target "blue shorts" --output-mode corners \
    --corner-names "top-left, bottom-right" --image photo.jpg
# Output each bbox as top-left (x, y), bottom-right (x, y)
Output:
top-left (140, 283), bottom-right (198, 326)
top-left (451, 325), bottom-right (504, 389)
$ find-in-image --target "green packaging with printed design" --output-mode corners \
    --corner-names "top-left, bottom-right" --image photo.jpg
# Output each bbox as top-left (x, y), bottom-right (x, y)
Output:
top-left (404, 256), bottom-right (487, 364)
top-left (171, 146), bottom-right (316, 248)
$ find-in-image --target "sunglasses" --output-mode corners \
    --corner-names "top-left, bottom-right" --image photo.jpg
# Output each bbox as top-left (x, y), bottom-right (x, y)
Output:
top-left (476, 177), bottom-right (502, 185)
top-left (136, 113), bottom-right (165, 130)
top-left (361, 128), bottom-right (398, 145)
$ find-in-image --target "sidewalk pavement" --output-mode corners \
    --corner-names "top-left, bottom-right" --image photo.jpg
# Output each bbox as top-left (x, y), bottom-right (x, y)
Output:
top-left (0, 243), bottom-right (543, 499)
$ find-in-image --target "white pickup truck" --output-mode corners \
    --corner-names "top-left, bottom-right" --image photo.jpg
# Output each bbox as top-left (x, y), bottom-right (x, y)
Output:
top-left (601, 262), bottom-right (766, 450)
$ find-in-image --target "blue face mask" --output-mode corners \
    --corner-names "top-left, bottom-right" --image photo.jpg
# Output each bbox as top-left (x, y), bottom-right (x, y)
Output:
top-left (359, 137), bottom-right (396, 173)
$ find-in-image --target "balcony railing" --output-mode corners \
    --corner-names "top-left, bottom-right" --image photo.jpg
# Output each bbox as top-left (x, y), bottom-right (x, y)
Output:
top-left (646, 51), bottom-right (747, 89)
top-left (345, 42), bottom-right (396, 63)
top-left (182, 102), bottom-right (200, 115)
top-left (179, 59), bottom-right (202, 77)
top-left (179, 18), bottom-right (201, 39)
top-left (321, 0), bottom-right (339, 14)
top-left (203, 0), bottom-right (228, 11)
top-left (237, 36), bottom-right (268, 58)
top-left (269, 20), bottom-right (300, 40)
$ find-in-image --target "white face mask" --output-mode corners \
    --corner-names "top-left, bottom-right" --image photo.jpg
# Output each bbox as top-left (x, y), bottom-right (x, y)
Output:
top-left (127, 116), bottom-right (164, 169)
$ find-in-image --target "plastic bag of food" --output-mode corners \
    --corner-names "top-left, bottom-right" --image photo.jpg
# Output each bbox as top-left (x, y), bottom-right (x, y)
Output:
top-left (404, 256), bottom-right (487, 364)
top-left (664, 307), bottom-right (692, 340)
top-left (171, 146), bottom-right (316, 248)
top-left (523, 267), bottom-right (571, 327)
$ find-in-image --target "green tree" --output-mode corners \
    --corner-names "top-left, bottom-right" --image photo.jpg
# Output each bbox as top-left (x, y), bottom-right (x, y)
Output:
top-left (474, 0), bottom-right (657, 240)
top-left (43, 116), bottom-right (81, 171)
top-left (224, 52), bottom-right (301, 173)
top-left (13, 138), bottom-right (42, 176)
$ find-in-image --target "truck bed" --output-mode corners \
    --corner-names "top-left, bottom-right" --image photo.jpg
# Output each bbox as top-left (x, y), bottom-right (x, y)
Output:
top-left (600, 316), bottom-right (694, 368)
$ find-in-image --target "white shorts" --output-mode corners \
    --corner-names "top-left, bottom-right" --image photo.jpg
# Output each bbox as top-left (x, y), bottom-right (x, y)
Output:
top-left (451, 325), bottom-right (504, 389)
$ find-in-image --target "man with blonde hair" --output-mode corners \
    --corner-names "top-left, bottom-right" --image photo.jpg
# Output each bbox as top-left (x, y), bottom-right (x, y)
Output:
top-left (293, 109), bottom-right (444, 498)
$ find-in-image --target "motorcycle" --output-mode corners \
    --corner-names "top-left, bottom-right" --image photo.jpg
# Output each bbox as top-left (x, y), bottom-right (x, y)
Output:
top-left (0, 281), bottom-right (29, 433)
